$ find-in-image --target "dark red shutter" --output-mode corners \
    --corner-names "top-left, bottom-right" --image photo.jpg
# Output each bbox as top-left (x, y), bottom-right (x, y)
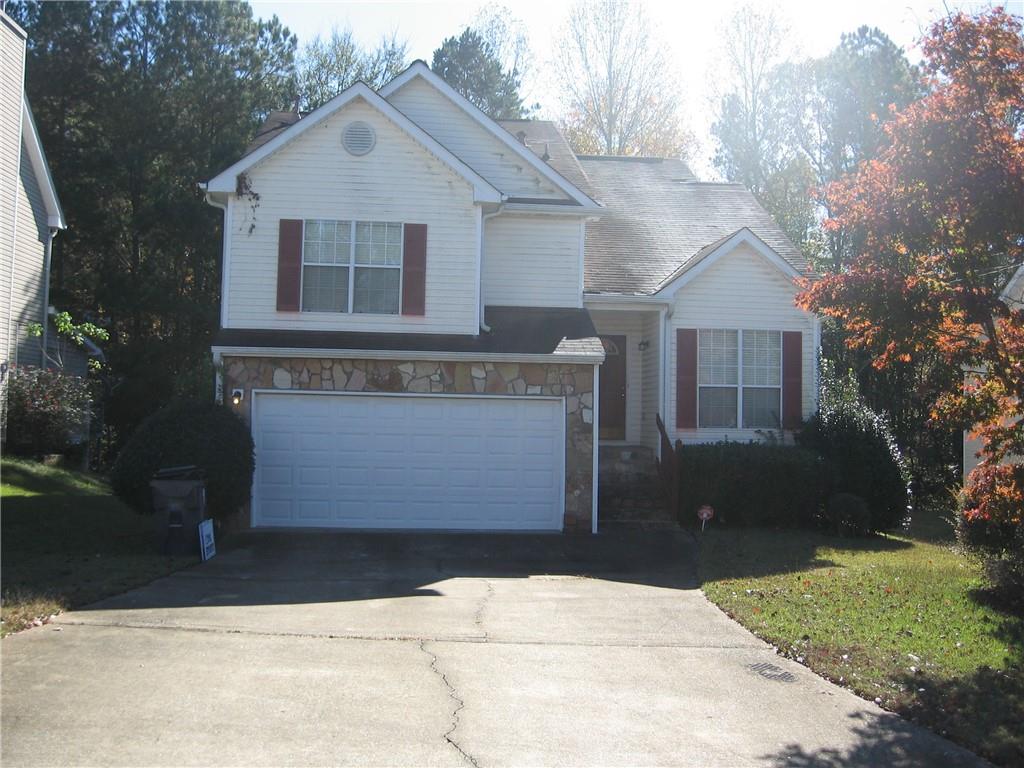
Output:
top-left (276, 219), bottom-right (303, 312)
top-left (782, 331), bottom-right (803, 429)
top-left (676, 329), bottom-right (698, 429)
top-left (401, 223), bottom-right (427, 316)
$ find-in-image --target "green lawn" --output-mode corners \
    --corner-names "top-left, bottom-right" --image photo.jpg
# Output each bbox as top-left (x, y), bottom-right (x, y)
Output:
top-left (1, 458), bottom-right (197, 636)
top-left (699, 508), bottom-right (1023, 767)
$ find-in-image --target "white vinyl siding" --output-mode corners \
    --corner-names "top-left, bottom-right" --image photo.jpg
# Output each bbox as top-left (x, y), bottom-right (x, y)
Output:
top-left (1, 15), bottom-right (27, 367)
top-left (640, 311), bottom-right (662, 450)
top-left (483, 215), bottom-right (583, 307)
top-left (224, 100), bottom-right (479, 334)
top-left (5, 144), bottom-right (48, 368)
top-left (385, 77), bottom-right (566, 200)
top-left (668, 241), bottom-right (818, 444)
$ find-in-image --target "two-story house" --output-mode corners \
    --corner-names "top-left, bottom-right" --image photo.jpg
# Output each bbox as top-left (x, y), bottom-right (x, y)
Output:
top-left (204, 61), bottom-right (819, 533)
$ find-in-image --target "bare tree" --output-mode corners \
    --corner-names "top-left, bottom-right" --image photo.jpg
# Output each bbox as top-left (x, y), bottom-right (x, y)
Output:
top-left (472, 4), bottom-right (532, 84)
top-left (553, 0), bottom-right (693, 158)
top-left (711, 3), bottom-right (791, 194)
top-left (297, 28), bottom-right (408, 111)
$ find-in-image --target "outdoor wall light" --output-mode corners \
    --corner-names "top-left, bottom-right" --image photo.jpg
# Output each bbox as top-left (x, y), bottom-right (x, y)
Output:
top-left (638, 340), bottom-right (650, 352)
top-left (231, 389), bottom-right (244, 406)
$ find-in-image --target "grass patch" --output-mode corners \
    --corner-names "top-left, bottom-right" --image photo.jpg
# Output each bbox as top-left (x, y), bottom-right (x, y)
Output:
top-left (699, 505), bottom-right (1023, 766)
top-left (1, 458), bottom-right (197, 636)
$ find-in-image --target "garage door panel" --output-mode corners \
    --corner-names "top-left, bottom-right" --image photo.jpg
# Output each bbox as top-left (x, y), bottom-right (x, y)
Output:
top-left (253, 392), bottom-right (564, 530)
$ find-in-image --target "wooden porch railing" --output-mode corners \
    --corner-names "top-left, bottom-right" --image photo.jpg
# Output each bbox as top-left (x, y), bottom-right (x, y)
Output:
top-left (655, 414), bottom-right (680, 520)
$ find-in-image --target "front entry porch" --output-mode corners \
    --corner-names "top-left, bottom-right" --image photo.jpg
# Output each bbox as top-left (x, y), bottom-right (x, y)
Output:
top-left (590, 307), bottom-right (664, 453)
top-left (588, 306), bottom-right (675, 530)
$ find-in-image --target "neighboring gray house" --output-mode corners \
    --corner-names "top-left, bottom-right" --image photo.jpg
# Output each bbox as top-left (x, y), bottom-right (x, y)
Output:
top-left (1, 8), bottom-right (66, 376)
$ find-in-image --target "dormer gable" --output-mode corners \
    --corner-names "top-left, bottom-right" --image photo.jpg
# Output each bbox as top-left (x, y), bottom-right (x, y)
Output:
top-left (381, 62), bottom-right (599, 209)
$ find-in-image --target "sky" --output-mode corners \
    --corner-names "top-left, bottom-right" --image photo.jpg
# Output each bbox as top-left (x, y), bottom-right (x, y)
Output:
top-left (248, 0), bottom-right (1022, 177)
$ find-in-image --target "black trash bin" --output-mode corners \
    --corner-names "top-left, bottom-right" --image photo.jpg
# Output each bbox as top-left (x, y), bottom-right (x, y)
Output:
top-left (150, 465), bottom-right (207, 556)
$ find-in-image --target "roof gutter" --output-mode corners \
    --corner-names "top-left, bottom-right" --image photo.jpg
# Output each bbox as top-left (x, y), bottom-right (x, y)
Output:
top-left (211, 345), bottom-right (604, 366)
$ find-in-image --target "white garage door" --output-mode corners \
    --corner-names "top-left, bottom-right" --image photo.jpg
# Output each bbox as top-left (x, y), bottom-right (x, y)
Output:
top-left (252, 392), bottom-right (565, 530)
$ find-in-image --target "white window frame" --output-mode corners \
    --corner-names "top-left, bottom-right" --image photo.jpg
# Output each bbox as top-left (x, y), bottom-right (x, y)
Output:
top-left (300, 219), bottom-right (404, 315)
top-left (697, 328), bottom-right (783, 430)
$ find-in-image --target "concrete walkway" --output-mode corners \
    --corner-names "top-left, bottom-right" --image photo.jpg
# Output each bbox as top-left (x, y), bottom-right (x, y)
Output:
top-left (2, 531), bottom-right (986, 767)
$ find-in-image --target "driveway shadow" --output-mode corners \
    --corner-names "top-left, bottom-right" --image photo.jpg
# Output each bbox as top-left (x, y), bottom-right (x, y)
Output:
top-left (763, 710), bottom-right (988, 767)
top-left (74, 529), bottom-right (700, 612)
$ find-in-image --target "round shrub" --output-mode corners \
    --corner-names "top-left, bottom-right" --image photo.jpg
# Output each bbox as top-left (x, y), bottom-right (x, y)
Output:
top-left (4, 365), bottom-right (92, 456)
top-left (825, 493), bottom-right (871, 537)
top-left (110, 400), bottom-right (254, 519)
top-left (798, 361), bottom-right (909, 532)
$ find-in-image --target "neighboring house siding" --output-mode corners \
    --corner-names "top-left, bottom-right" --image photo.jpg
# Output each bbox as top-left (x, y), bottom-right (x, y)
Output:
top-left (385, 77), bottom-right (564, 200)
top-left (483, 215), bottom-right (582, 308)
top-left (667, 242), bottom-right (817, 444)
top-left (225, 100), bottom-right (480, 335)
top-left (11, 143), bottom-right (48, 367)
top-left (1, 14), bottom-right (26, 367)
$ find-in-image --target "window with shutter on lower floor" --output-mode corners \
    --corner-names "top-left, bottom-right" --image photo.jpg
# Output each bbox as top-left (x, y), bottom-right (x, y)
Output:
top-left (300, 219), bottom-right (403, 314)
top-left (697, 328), bottom-right (782, 429)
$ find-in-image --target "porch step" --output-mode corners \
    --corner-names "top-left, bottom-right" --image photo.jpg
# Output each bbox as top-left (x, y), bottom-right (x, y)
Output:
top-left (598, 481), bottom-right (678, 531)
top-left (597, 444), bottom-right (676, 530)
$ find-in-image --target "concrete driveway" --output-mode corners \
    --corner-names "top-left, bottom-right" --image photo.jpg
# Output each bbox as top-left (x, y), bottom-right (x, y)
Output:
top-left (2, 531), bottom-right (985, 767)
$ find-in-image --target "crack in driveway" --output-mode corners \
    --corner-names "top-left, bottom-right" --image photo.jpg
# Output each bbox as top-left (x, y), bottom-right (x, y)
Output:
top-left (472, 581), bottom-right (494, 641)
top-left (419, 640), bottom-right (480, 768)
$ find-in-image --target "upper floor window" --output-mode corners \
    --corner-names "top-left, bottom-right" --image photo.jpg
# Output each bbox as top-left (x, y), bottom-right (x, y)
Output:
top-left (698, 329), bottom-right (781, 429)
top-left (301, 219), bottom-right (403, 314)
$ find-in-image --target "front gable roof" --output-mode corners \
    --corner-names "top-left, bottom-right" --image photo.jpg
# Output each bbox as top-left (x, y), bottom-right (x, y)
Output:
top-left (203, 81), bottom-right (502, 203)
top-left (653, 228), bottom-right (802, 297)
top-left (380, 62), bottom-right (600, 210)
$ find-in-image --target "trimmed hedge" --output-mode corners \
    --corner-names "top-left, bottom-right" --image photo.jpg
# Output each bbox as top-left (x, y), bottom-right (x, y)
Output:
top-left (110, 400), bottom-right (254, 520)
top-left (676, 442), bottom-right (828, 528)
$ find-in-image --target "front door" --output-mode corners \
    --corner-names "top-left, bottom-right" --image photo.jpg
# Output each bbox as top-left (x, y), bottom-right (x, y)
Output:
top-left (599, 335), bottom-right (626, 440)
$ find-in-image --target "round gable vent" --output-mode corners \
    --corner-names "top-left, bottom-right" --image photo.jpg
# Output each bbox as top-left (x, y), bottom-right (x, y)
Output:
top-left (342, 121), bottom-right (375, 156)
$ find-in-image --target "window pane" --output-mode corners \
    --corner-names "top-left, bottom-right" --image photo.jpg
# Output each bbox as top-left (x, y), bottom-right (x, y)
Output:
top-left (699, 387), bottom-right (737, 428)
top-left (355, 221), bottom-right (401, 265)
top-left (304, 219), bottom-right (350, 265)
top-left (353, 267), bottom-right (399, 314)
top-left (743, 330), bottom-right (781, 386)
top-left (699, 329), bottom-right (738, 385)
top-left (302, 265), bottom-right (349, 312)
top-left (743, 387), bottom-right (781, 428)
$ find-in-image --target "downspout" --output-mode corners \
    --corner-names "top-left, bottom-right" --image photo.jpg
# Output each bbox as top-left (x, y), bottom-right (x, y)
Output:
top-left (661, 304), bottom-right (674, 441)
top-left (479, 204), bottom-right (504, 332)
top-left (204, 189), bottom-right (227, 403)
top-left (39, 226), bottom-right (57, 365)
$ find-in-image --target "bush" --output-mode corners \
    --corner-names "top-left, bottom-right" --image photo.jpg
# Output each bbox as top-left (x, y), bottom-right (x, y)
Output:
top-left (825, 493), bottom-right (872, 537)
top-left (958, 506), bottom-right (1024, 609)
top-left (798, 360), bottom-right (910, 532)
top-left (676, 442), bottom-right (828, 527)
top-left (110, 400), bottom-right (254, 520)
top-left (3, 366), bottom-right (92, 456)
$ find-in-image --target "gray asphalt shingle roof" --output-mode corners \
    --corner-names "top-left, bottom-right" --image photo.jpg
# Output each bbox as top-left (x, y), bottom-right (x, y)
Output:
top-left (243, 109), bottom-right (807, 297)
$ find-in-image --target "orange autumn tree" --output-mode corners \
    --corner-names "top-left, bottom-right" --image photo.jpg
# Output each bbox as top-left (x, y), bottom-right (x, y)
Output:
top-left (797, 10), bottom-right (1024, 538)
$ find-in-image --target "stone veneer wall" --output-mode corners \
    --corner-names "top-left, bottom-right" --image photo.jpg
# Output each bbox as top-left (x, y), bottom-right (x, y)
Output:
top-left (222, 356), bottom-right (595, 531)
